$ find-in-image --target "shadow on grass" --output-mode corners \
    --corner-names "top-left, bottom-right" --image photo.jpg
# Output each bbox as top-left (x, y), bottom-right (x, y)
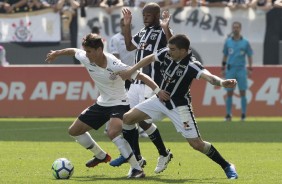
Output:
top-left (72, 174), bottom-right (228, 184)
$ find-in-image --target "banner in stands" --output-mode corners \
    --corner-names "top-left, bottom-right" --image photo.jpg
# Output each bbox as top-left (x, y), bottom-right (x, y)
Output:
top-left (78, 7), bottom-right (265, 65)
top-left (0, 66), bottom-right (281, 117)
top-left (0, 9), bottom-right (61, 42)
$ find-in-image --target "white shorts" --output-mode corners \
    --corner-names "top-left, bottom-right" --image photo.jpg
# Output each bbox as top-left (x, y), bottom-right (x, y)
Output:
top-left (135, 95), bottom-right (201, 139)
top-left (127, 84), bottom-right (154, 108)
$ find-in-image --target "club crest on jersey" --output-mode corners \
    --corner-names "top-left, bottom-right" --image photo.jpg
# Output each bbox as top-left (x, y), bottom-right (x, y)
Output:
top-left (176, 69), bottom-right (184, 76)
top-left (109, 73), bottom-right (117, 80)
top-left (150, 33), bottom-right (158, 40)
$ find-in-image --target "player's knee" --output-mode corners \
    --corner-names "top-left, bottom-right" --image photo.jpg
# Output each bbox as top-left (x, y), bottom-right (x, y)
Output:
top-left (188, 140), bottom-right (204, 152)
top-left (123, 112), bottom-right (132, 125)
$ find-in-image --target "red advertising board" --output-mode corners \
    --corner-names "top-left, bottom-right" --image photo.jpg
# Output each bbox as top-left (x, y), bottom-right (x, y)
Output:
top-left (0, 66), bottom-right (281, 117)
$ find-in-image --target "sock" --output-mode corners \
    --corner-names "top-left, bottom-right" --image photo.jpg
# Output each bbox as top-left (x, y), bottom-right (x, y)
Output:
top-left (241, 95), bottom-right (247, 114)
top-left (112, 135), bottom-right (141, 170)
top-left (145, 123), bottom-right (168, 156)
top-left (73, 132), bottom-right (106, 159)
top-left (226, 96), bottom-right (232, 115)
top-left (205, 144), bottom-right (230, 169)
top-left (122, 124), bottom-right (142, 160)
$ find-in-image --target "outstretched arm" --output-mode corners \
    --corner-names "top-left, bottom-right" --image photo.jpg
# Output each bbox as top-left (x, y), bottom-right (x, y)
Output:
top-left (118, 54), bottom-right (155, 80)
top-left (45, 48), bottom-right (78, 63)
top-left (200, 69), bottom-right (237, 88)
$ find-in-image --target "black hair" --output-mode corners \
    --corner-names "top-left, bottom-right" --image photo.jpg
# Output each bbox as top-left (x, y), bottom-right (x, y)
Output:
top-left (168, 34), bottom-right (190, 51)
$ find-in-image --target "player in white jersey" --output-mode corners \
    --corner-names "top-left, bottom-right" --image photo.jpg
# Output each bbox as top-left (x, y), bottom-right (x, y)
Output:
top-left (45, 33), bottom-right (167, 178)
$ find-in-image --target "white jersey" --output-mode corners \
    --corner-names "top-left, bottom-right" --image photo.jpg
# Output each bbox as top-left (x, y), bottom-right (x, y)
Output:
top-left (109, 32), bottom-right (135, 66)
top-left (75, 50), bottom-right (135, 106)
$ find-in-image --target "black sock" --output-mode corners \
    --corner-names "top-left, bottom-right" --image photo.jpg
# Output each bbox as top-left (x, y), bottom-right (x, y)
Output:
top-left (149, 129), bottom-right (168, 156)
top-left (206, 145), bottom-right (230, 169)
top-left (122, 128), bottom-right (142, 160)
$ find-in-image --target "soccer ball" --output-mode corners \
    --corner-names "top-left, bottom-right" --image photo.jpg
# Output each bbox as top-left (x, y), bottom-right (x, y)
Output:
top-left (51, 158), bottom-right (74, 179)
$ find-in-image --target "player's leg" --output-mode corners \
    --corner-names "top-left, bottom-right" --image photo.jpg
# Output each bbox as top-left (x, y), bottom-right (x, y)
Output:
top-left (225, 68), bottom-right (236, 121)
top-left (128, 96), bottom-right (172, 173)
top-left (168, 104), bottom-right (238, 179)
top-left (70, 104), bottom-right (112, 167)
top-left (139, 120), bottom-right (172, 173)
top-left (237, 68), bottom-right (248, 121)
top-left (110, 84), bottom-right (143, 167)
top-left (109, 117), bottom-right (145, 178)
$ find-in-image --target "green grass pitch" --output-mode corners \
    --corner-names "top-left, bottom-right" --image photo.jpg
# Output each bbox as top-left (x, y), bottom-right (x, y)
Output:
top-left (0, 117), bottom-right (282, 184)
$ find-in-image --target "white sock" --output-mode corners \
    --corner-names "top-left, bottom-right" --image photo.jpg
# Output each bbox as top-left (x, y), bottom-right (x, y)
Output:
top-left (145, 123), bottom-right (157, 135)
top-left (73, 132), bottom-right (106, 159)
top-left (112, 135), bottom-right (141, 170)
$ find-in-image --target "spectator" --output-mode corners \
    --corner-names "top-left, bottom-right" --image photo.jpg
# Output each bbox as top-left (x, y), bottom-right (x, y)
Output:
top-left (227, 0), bottom-right (250, 10)
top-left (135, 0), bottom-right (166, 8)
top-left (0, 0), bottom-right (28, 13)
top-left (274, 0), bottom-right (282, 7)
top-left (249, 0), bottom-right (273, 11)
top-left (84, 0), bottom-right (102, 7)
top-left (100, 0), bottom-right (124, 14)
top-left (0, 45), bottom-right (9, 66)
top-left (203, 0), bottom-right (229, 7)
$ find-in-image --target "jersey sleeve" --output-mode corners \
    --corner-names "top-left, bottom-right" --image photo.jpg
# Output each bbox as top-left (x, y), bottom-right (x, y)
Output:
top-left (189, 56), bottom-right (205, 80)
top-left (223, 39), bottom-right (229, 56)
top-left (74, 50), bottom-right (87, 64)
top-left (154, 47), bottom-right (169, 63)
top-left (132, 32), bottom-right (141, 48)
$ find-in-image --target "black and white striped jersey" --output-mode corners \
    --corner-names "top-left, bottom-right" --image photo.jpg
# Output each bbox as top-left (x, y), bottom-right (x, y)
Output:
top-left (154, 47), bottom-right (205, 110)
top-left (132, 25), bottom-right (171, 86)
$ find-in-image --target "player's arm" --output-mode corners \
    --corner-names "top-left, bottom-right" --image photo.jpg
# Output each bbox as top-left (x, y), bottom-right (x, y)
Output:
top-left (122, 8), bottom-right (136, 51)
top-left (136, 72), bottom-right (170, 101)
top-left (160, 10), bottom-right (172, 41)
top-left (200, 69), bottom-right (237, 88)
top-left (45, 48), bottom-right (78, 63)
top-left (118, 54), bottom-right (155, 80)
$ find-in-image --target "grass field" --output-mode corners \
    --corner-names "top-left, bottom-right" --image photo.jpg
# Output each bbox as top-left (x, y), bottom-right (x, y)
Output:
top-left (0, 117), bottom-right (282, 184)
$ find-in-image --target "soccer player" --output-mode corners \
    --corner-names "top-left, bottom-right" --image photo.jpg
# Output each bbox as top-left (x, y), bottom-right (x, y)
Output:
top-left (109, 3), bottom-right (173, 174)
top-left (221, 21), bottom-right (253, 121)
top-left (45, 33), bottom-right (166, 178)
top-left (119, 34), bottom-right (239, 179)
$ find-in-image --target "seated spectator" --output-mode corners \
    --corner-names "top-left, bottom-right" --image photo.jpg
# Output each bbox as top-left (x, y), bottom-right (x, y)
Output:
top-left (135, 0), bottom-right (166, 8)
top-left (27, 0), bottom-right (50, 11)
top-left (203, 0), bottom-right (229, 7)
top-left (123, 0), bottom-right (135, 6)
top-left (84, 0), bottom-right (102, 7)
top-left (100, 0), bottom-right (124, 14)
top-left (56, 0), bottom-right (80, 40)
top-left (0, 45), bottom-right (9, 66)
top-left (162, 0), bottom-right (191, 9)
top-left (249, 0), bottom-right (273, 11)
top-left (0, 0), bottom-right (28, 13)
top-left (227, 0), bottom-right (250, 10)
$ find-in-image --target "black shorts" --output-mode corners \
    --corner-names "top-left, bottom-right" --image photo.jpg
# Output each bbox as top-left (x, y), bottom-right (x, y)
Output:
top-left (78, 103), bottom-right (130, 130)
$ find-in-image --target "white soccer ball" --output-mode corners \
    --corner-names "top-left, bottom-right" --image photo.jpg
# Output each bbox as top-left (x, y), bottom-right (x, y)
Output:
top-left (51, 158), bottom-right (74, 179)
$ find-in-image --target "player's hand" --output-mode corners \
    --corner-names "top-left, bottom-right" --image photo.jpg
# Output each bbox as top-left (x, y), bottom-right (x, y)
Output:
top-left (222, 79), bottom-right (237, 88)
top-left (118, 69), bottom-right (132, 81)
top-left (157, 90), bottom-right (170, 102)
top-left (160, 10), bottom-right (171, 28)
top-left (45, 50), bottom-right (57, 63)
top-left (122, 8), bottom-right (132, 25)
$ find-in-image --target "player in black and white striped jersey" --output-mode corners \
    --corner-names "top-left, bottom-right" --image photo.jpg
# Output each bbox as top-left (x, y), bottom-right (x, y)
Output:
top-left (119, 34), bottom-right (239, 179)
top-left (109, 3), bottom-right (173, 174)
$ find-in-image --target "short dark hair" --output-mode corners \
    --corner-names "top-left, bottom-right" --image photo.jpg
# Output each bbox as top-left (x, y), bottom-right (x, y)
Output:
top-left (82, 33), bottom-right (104, 49)
top-left (232, 21), bottom-right (241, 28)
top-left (168, 34), bottom-right (190, 51)
top-left (142, 3), bottom-right (160, 15)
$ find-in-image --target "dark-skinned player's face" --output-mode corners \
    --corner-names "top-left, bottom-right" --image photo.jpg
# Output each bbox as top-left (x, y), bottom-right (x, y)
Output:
top-left (143, 12), bottom-right (158, 27)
